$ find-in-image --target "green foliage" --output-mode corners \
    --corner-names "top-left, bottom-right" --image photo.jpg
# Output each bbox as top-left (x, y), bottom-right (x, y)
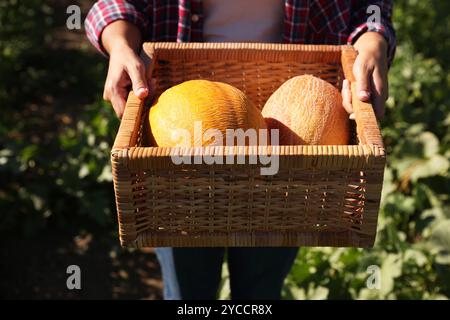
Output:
top-left (0, 0), bottom-right (449, 299)
top-left (0, 0), bottom-right (53, 106)
top-left (1, 98), bottom-right (118, 235)
top-left (0, 1), bottom-right (114, 235)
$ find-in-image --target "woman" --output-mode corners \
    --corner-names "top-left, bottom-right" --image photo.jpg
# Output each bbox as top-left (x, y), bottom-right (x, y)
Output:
top-left (85, 0), bottom-right (395, 300)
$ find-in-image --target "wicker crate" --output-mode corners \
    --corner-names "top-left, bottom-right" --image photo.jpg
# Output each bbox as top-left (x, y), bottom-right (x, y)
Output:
top-left (111, 43), bottom-right (386, 248)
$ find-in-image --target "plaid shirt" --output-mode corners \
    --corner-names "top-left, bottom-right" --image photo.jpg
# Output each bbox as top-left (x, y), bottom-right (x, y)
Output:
top-left (85, 0), bottom-right (396, 64)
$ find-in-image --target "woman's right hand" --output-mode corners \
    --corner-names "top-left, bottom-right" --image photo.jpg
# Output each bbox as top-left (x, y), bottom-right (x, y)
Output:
top-left (101, 20), bottom-right (149, 118)
top-left (103, 46), bottom-right (149, 118)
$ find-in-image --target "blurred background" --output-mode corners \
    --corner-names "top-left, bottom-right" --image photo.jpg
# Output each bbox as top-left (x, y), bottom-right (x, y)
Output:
top-left (0, 0), bottom-right (449, 299)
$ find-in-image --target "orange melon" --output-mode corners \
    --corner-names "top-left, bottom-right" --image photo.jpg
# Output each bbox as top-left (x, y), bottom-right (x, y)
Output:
top-left (149, 80), bottom-right (267, 147)
top-left (262, 75), bottom-right (350, 145)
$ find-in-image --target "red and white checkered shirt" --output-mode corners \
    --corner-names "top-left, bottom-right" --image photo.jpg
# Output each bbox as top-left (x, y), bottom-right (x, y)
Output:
top-left (85, 0), bottom-right (396, 64)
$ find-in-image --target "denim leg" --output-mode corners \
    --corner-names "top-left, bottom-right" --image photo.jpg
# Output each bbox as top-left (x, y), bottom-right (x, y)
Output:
top-left (227, 247), bottom-right (299, 300)
top-left (155, 247), bottom-right (298, 300)
top-left (154, 247), bottom-right (181, 300)
top-left (172, 247), bottom-right (225, 300)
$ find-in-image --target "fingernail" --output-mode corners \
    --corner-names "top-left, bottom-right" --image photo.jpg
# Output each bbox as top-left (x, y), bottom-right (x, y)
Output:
top-left (359, 90), bottom-right (370, 99)
top-left (136, 87), bottom-right (148, 97)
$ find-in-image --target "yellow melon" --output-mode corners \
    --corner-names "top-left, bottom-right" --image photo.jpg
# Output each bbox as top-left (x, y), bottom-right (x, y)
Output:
top-left (262, 75), bottom-right (350, 145)
top-left (149, 80), bottom-right (267, 147)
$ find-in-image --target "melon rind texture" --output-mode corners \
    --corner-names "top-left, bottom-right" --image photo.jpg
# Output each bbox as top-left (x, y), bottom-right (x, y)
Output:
top-left (262, 75), bottom-right (350, 145)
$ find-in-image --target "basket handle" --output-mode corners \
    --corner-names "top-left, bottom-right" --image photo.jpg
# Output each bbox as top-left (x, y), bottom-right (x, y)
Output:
top-left (341, 46), bottom-right (384, 147)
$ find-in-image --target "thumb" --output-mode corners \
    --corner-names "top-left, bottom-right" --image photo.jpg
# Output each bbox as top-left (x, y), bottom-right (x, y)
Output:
top-left (353, 61), bottom-right (371, 102)
top-left (126, 58), bottom-right (149, 99)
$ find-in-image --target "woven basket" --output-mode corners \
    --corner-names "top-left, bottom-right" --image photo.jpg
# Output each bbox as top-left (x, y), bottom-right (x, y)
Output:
top-left (111, 43), bottom-right (385, 248)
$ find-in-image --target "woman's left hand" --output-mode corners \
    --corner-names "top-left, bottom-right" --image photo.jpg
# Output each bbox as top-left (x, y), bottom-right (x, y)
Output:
top-left (342, 32), bottom-right (389, 120)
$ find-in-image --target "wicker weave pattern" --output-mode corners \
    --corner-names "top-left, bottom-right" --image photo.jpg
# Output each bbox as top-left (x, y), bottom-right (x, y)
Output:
top-left (111, 43), bottom-right (385, 248)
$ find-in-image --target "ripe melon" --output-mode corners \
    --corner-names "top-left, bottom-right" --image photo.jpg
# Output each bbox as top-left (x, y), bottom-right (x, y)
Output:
top-left (262, 75), bottom-right (350, 145)
top-left (149, 80), bottom-right (267, 147)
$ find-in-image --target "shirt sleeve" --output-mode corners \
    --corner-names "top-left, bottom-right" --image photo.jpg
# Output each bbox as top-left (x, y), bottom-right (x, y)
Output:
top-left (84, 0), bottom-right (149, 56)
top-left (347, 0), bottom-right (396, 67)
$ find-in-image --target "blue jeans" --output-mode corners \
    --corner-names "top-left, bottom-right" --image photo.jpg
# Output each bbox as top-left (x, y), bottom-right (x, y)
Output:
top-left (155, 247), bottom-right (299, 300)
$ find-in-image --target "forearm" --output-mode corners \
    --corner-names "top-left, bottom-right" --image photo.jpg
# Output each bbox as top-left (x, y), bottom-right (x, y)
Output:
top-left (102, 20), bottom-right (143, 55)
top-left (84, 0), bottom-right (149, 55)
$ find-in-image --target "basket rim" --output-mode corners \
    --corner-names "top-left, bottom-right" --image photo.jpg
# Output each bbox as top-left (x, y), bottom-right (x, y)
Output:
top-left (142, 42), bottom-right (346, 64)
top-left (112, 144), bottom-right (385, 157)
top-left (143, 42), bottom-right (347, 54)
top-left (110, 144), bottom-right (386, 171)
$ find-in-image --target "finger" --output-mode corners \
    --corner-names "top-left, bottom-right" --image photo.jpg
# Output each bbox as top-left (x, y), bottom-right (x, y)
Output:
top-left (371, 69), bottom-right (387, 119)
top-left (110, 88), bottom-right (127, 119)
top-left (341, 79), bottom-right (353, 116)
top-left (103, 82), bottom-right (112, 101)
top-left (353, 59), bottom-right (372, 102)
top-left (110, 95), bottom-right (126, 119)
top-left (103, 76), bottom-right (130, 100)
top-left (126, 58), bottom-right (149, 99)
